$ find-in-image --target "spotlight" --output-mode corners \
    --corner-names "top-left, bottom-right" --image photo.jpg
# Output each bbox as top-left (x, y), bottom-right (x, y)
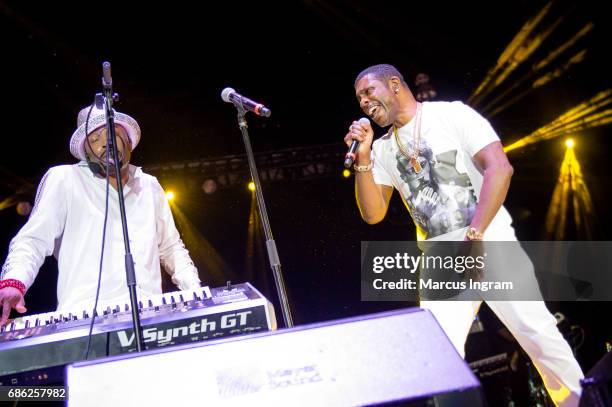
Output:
top-left (202, 179), bottom-right (217, 194)
top-left (342, 169), bottom-right (351, 178)
top-left (248, 182), bottom-right (256, 191)
top-left (16, 201), bottom-right (32, 216)
top-left (565, 138), bottom-right (575, 149)
top-left (165, 191), bottom-right (175, 201)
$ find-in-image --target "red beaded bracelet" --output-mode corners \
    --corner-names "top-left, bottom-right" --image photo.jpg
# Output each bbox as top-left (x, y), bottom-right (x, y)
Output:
top-left (0, 279), bottom-right (26, 295)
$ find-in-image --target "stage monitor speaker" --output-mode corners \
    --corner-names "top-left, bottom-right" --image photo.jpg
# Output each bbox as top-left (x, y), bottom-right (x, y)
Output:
top-left (67, 308), bottom-right (484, 406)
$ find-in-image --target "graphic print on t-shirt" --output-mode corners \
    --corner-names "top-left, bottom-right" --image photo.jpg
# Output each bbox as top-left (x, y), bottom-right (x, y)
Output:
top-left (395, 139), bottom-right (477, 238)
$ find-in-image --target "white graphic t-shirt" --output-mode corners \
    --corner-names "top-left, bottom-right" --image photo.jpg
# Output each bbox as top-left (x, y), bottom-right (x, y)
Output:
top-left (371, 101), bottom-right (515, 241)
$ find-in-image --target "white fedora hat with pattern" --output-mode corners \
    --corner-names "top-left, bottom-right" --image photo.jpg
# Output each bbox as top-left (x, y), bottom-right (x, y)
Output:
top-left (69, 105), bottom-right (141, 161)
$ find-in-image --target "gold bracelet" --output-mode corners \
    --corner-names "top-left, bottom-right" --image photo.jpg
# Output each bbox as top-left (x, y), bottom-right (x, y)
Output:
top-left (466, 227), bottom-right (484, 241)
top-left (353, 161), bottom-right (373, 172)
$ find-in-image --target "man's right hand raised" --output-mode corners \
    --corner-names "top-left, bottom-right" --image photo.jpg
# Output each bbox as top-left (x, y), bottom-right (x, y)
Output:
top-left (0, 287), bottom-right (27, 326)
top-left (344, 119), bottom-right (374, 163)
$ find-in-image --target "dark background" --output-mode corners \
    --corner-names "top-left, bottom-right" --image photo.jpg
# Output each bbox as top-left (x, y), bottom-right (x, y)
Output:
top-left (1, 0), bottom-right (610, 379)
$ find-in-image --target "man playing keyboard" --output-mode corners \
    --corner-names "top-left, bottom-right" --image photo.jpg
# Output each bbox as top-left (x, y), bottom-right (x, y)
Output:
top-left (0, 103), bottom-right (202, 325)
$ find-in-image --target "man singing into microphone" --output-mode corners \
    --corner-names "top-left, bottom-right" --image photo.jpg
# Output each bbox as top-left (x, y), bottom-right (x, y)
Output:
top-left (0, 104), bottom-right (202, 324)
top-left (344, 64), bottom-right (583, 406)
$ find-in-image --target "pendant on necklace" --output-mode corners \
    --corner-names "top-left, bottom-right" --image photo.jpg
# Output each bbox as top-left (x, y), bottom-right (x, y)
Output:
top-left (410, 156), bottom-right (422, 173)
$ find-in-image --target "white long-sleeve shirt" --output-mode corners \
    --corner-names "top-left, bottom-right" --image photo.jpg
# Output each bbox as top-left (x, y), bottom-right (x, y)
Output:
top-left (1, 162), bottom-right (201, 311)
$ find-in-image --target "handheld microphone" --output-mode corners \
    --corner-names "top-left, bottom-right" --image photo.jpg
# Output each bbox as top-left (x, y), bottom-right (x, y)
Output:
top-left (221, 87), bottom-right (271, 117)
top-left (344, 117), bottom-right (370, 168)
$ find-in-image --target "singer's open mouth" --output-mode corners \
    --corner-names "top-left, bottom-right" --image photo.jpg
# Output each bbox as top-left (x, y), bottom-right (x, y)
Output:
top-left (369, 104), bottom-right (380, 119)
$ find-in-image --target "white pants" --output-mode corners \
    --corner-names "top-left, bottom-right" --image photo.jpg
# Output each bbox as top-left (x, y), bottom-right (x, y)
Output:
top-left (420, 300), bottom-right (584, 407)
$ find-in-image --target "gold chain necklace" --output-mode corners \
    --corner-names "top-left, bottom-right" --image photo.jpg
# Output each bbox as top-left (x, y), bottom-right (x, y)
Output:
top-left (393, 102), bottom-right (423, 173)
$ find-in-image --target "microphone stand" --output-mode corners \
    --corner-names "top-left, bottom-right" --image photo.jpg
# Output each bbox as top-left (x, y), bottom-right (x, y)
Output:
top-left (231, 101), bottom-right (294, 328)
top-left (99, 62), bottom-right (145, 351)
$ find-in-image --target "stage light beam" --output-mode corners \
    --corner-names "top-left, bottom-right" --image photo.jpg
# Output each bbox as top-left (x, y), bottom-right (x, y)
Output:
top-left (487, 49), bottom-right (588, 118)
top-left (168, 200), bottom-right (237, 285)
top-left (504, 89), bottom-right (612, 153)
top-left (468, 2), bottom-right (553, 106)
top-left (482, 22), bottom-right (594, 116)
top-left (544, 140), bottom-right (595, 239)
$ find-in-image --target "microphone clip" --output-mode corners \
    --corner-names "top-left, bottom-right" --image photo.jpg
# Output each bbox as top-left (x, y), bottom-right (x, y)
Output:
top-left (94, 93), bottom-right (120, 109)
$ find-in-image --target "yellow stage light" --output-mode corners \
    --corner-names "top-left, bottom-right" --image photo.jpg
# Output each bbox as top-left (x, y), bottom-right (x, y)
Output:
top-left (248, 182), bottom-right (256, 191)
top-left (565, 138), bottom-right (575, 149)
top-left (504, 89), bottom-right (612, 153)
top-left (342, 169), bottom-right (351, 178)
top-left (545, 144), bottom-right (595, 239)
top-left (165, 191), bottom-right (175, 201)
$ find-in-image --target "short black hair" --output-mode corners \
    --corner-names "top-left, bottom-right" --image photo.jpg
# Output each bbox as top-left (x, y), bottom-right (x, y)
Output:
top-left (354, 64), bottom-right (406, 88)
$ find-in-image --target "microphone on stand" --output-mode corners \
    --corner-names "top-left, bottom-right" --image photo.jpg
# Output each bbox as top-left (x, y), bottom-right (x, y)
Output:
top-left (96, 61), bottom-right (117, 109)
top-left (102, 61), bottom-right (112, 90)
top-left (344, 117), bottom-right (370, 168)
top-left (221, 87), bottom-right (271, 117)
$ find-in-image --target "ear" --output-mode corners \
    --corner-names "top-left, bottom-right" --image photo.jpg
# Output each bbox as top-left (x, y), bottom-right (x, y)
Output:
top-left (388, 77), bottom-right (402, 94)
